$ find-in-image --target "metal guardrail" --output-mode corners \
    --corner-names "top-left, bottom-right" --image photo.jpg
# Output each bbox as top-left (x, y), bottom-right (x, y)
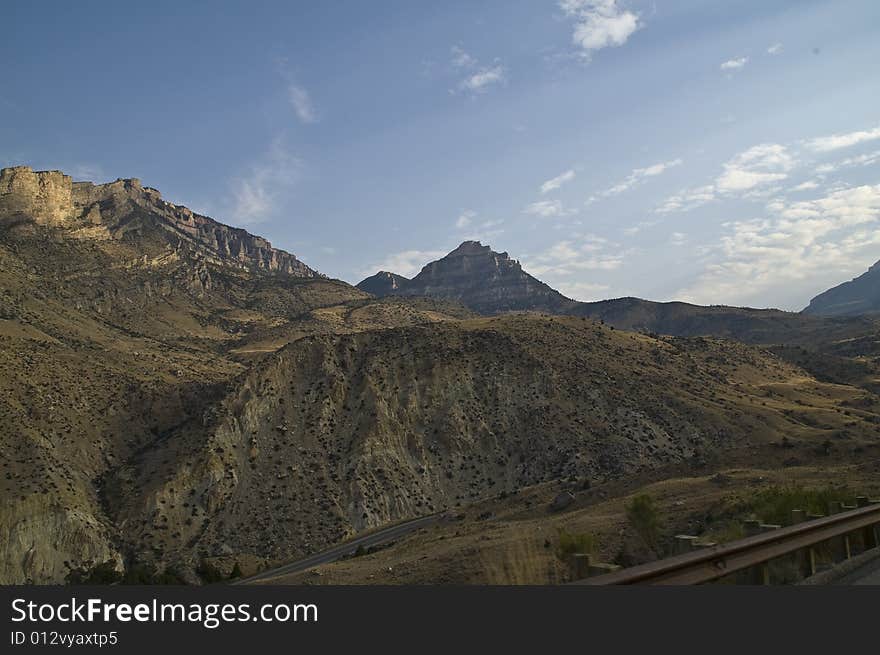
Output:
top-left (576, 501), bottom-right (880, 585)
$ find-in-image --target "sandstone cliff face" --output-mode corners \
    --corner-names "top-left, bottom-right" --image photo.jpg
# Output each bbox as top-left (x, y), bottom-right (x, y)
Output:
top-left (0, 166), bottom-right (74, 225)
top-left (0, 166), bottom-right (318, 277)
top-left (358, 241), bottom-right (576, 314)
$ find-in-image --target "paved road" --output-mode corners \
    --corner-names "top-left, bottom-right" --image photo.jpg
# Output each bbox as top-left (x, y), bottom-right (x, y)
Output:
top-left (234, 513), bottom-right (443, 584)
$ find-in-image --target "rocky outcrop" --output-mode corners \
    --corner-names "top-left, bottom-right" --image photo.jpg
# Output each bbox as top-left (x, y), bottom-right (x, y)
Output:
top-left (358, 241), bottom-right (576, 314)
top-left (803, 260), bottom-right (880, 316)
top-left (0, 494), bottom-right (121, 584)
top-left (0, 166), bottom-right (319, 277)
top-left (0, 166), bottom-right (74, 225)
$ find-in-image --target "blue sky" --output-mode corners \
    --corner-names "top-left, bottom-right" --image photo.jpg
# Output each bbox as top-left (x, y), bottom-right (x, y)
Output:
top-left (3, 0), bottom-right (880, 310)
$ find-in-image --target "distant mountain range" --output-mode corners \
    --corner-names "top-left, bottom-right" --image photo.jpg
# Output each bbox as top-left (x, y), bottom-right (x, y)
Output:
top-left (358, 240), bottom-right (575, 314)
top-left (357, 240), bottom-right (880, 338)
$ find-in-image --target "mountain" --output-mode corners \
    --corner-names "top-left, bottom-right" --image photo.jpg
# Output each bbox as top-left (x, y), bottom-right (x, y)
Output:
top-left (101, 314), bottom-right (880, 579)
top-left (3, 169), bottom-right (880, 585)
top-left (356, 270), bottom-right (410, 296)
top-left (358, 241), bottom-right (875, 341)
top-left (0, 166), bottom-right (318, 277)
top-left (358, 240), bottom-right (577, 314)
top-left (803, 260), bottom-right (880, 316)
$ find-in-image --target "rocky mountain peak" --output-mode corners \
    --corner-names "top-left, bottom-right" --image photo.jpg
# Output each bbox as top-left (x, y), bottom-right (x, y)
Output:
top-left (357, 241), bottom-right (573, 314)
top-left (356, 270), bottom-right (411, 296)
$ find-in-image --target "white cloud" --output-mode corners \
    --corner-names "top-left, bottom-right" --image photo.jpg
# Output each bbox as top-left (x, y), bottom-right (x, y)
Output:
top-left (455, 210), bottom-right (476, 229)
top-left (362, 249), bottom-right (447, 279)
top-left (523, 235), bottom-right (624, 277)
top-left (458, 65), bottom-right (505, 93)
top-left (287, 84), bottom-right (317, 123)
top-left (600, 158), bottom-right (682, 198)
top-left (559, 0), bottom-right (640, 59)
top-left (523, 199), bottom-right (576, 218)
top-left (449, 46), bottom-right (505, 94)
top-left (678, 184), bottom-right (880, 306)
top-left (720, 56), bottom-right (748, 71)
top-left (229, 138), bottom-right (301, 225)
top-left (669, 232), bottom-right (687, 246)
top-left (450, 45), bottom-right (477, 69)
top-left (660, 144), bottom-right (793, 213)
top-left (540, 169), bottom-right (576, 194)
top-left (717, 144), bottom-right (793, 192)
top-left (656, 185), bottom-right (715, 214)
top-left (791, 180), bottom-right (820, 192)
top-left (767, 43), bottom-right (783, 55)
top-left (805, 125), bottom-right (880, 152)
top-left (454, 211), bottom-right (504, 240)
top-left (275, 59), bottom-right (318, 124)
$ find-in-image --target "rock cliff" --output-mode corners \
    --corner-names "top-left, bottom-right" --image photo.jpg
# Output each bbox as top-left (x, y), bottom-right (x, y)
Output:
top-left (0, 166), bottom-right (318, 277)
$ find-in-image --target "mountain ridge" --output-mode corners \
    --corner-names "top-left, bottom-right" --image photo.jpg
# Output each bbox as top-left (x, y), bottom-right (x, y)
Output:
top-left (803, 259), bottom-right (880, 316)
top-left (0, 165), bottom-right (319, 278)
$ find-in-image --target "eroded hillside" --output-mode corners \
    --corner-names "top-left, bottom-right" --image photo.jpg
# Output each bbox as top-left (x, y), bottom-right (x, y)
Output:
top-left (103, 315), bottom-right (880, 577)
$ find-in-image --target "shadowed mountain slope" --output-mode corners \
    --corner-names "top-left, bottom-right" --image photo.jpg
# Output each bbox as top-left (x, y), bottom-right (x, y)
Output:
top-left (803, 260), bottom-right (880, 317)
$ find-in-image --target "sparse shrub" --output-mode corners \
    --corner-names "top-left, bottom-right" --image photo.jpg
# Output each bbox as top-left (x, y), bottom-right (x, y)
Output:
top-left (626, 494), bottom-right (661, 552)
top-left (738, 486), bottom-right (854, 526)
top-left (555, 529), bottom-right (595, 561)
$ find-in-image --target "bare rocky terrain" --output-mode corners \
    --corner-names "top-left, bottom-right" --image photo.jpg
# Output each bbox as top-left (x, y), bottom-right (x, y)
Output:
top-left (2, 166), bottom-right (879, 584)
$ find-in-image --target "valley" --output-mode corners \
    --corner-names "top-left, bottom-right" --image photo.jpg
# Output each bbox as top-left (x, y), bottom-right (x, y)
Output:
top-left (1, 166), bottom-right (879, 584)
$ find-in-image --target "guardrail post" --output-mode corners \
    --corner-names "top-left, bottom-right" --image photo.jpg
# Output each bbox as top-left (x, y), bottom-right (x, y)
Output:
top-left (791, 509), bottom-right (806, 524)
top-left (753, 562), bottom-right (771, 585)
top-left (570, 553), bottom-right (592, 580)
top-left (674, 535), bottom-right (699, 554)
top-left (828, 501), bottom-right (842, 515)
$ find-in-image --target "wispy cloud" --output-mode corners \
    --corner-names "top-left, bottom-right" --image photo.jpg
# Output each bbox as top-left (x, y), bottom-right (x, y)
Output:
top-left (804, 125), bottom-right (880, 153)
top-left (455, 210), bottom-right (476, 229)
top-left (599, 158), bottom-right (682, 198)
top-left (450, 45), bottom-right (477, 69)
top-left (767, 43), bottom-right (783, 55)
top-left (276, 58), bottom-right (318, 124)
top-left (523, 234), bottom-right (626, 282)
top-left (449, 45), bottom-right (505, 94)
top-left (559, 0), bottom-right (641, 60)
top-left (720, 56), bottom-right (748, 71)
top-left (229, 137), bottom-right (301, 225)
top-left (716, 144), bottom-right (793, 192)
top-left (523, 199), bottom-right (576, 218)
top-left (540, 169), bottom-right (576, 194)
top-left (459, 65), bottom-right (505, 93)
top-left (658, 144), bottom-right (793, 213)
top-left (287, 84), bottom-right (317, 124)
